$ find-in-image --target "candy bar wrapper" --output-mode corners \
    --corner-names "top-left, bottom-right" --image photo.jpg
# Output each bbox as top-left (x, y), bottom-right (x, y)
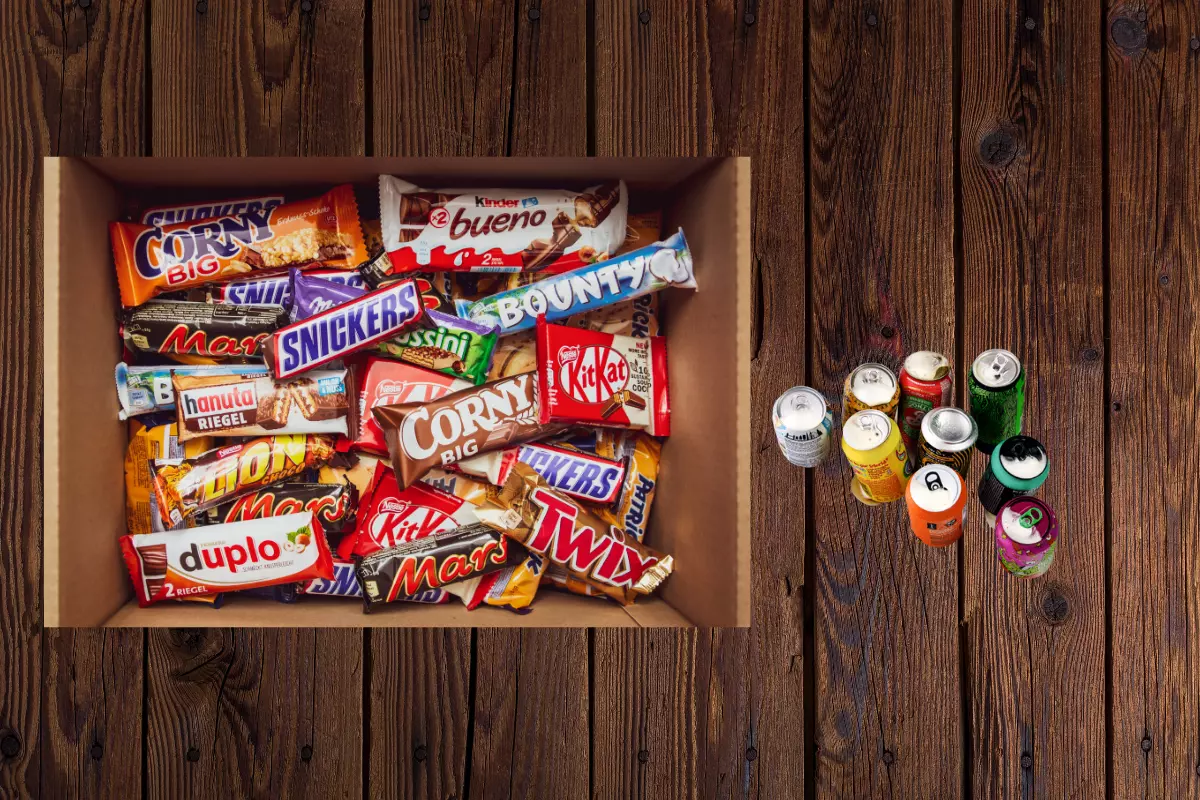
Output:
top-left (199, 481), bottom-right (358, 538)
top-left (474, 464), bottom-right (673, 604)
top-left (515, 442), bottom-right (625, 505)
top-left (152, 434), bottom-right (337, 527)
top-left (344, 358), bottom-right (470, 455)
top-left (336, 464), bottom-right (481, 560)
top-left (448, 448), bottom-right (519, 486)
top-left (240, 583), bottom-right (302, 603)
top-left (354, 523), bottom-right (527, 611)
top-left (444, 552), bottom-right (545, 611)
top-left (597, 433), bottom-right (661, 542)
top-left (139, 194), bottom-right (286, 227)
top-left (536, 318), bottom-right (670, 436)
top-left (375, 308), bottom-right (498, 385)
top-left (319, 452), bottom-right (385, 498)
top-left (264, 280), bottom-right (425, 379)
top-left (125, 420), bottom-right (214, 535)
top-left (304, 560), bottom-right (451, 604)
top-left (619, 211), bottom-right (663, 255)
top-left (211, 268), bottom-right (367, 307)
top-left (172, 369), bottom-right (354, 441)
top-left (375, 176), bottom-right (627, 274)
top-left (459, 229), bottom-right (695, 337)
top-left (288, 267), bottom-right (366, 323)
top-left (116, 362), bottom-right (269, 420)
top-left (486, 331), bottom-right (537, 381)
top-left (120, 512), bottom-right (334, 607)
top-left (373, 372), bottom-right (566, 489)
top-left (547, 428), bottom-right (626, 461)
top-left (121, 301), bottom-right (287, 364)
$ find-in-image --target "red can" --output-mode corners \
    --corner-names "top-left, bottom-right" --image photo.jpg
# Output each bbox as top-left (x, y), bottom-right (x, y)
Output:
top-left (898, 351), bottom-right (952, 452)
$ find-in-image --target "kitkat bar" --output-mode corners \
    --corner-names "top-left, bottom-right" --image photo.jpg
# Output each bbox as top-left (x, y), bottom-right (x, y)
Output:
top-left (264, 279), bottom-right (426, 379)
top-left (536, 317), bottom-right (670, 436)
top-left (151, 434), bottom-right (337, 527)
top-left (121, 301), bottom-right (287, 364)
top-left (474, 463), bottom-right (673, 605)
top-left (344, 358), bottom-right (471, 455)
top-left (120, 512), bottom-right (335, 607)
top-left (374, 176), bottom-right (628, 275)
top-left (373, 372), bottom-right (566, 489)
top-left (172, 369), bottom-right (354, 441)
top-left (111, 185), bottom-right (368, 307)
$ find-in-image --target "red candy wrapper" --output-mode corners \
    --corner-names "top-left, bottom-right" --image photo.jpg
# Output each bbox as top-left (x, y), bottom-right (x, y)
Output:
top-left (342, 357), bottom-right (470, 455)
top-left (536, 317), bottom-right (670, 436)
top-left (120, 512), bottom-right (335, 607)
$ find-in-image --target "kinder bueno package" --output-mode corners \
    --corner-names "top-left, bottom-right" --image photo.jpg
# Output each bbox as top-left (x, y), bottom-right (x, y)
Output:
top-left (152, 434), bottom-right (337, 527)
top-left (373, 372), bottom-right (565, 489)
top-left (337, 466), bottom-right (481, 559)
top-left (460, 230), bottom-right (694, 336)
top-left (264, 279), bottom-right (425, 379)
top-left (199, 481), bottom-right (358, 537)
top-left (172, 369), bottom-right (353, 441)
top-left (515, 443), bottom-right (624, 505)
top-left (111, 185), bottom-right (368, 307)
top-left (121, 301), bottom-right (287, 365)
top-left (345, 358), bottom-right (471, 455)
top-left (355, 523), bottom-right (526, 611)
top-left (125, 418), bottom-right (214, 535)
top-left (375, 308), bottom-right (499, 385)
top-left (536, 318), bottom-right (670, 436)
top-left (374, 176), bottom-right (627, 274)
top-left (120, 512), bottom-right (334, 607)
top-left (116, 362), bottom-right (268, 420)
top-left (211, 268), bottom-right (367, 307)
top-left (139, 194), bottom-right (286, 227)
top-left (474, 464), bottom-right (673, 604)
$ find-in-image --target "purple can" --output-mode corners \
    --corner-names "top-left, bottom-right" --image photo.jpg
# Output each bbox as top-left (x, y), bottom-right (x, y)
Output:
top-left (993, 496), bottom-right (1058, 578)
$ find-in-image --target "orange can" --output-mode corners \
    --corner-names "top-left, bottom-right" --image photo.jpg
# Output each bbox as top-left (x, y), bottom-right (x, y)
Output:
top-left (906, 463), bottom-right (966, 546)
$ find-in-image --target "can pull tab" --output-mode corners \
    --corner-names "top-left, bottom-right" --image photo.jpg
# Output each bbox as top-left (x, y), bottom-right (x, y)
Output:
top-left (924, 472), bottom-right (946, 492)
top-left (1018, 507), bottom-right (1043, 529)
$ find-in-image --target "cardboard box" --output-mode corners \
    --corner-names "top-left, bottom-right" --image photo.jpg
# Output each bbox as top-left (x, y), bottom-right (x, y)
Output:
top-left (43, 157), bottom-right (751, 628)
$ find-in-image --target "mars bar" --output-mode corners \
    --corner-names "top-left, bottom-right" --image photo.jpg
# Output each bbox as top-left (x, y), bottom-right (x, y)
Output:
top-left (121, 300), bottom-right (287, 364)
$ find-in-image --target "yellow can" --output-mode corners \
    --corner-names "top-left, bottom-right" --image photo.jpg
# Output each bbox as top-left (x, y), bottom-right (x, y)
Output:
top-left (841, 410), bottom-right (911, 504)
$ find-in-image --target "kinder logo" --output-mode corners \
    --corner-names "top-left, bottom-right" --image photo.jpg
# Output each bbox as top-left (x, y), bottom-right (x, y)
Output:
top-left (368, 497), bottom-right (456, 549)
top-left (181, 384), bottom-right (257, 420)
top-left (399, 374), bottom-right (534, 460)
top-left (132, 201), bottom-right (279, 281)
top-left (448, 206), bottom-right (547, 240)
top-left (558, 345), bottom-right (629, 404)
top-left (475, 197), bottom-right (520, 208)
top-left (373, 378), bottom-right (456, 408)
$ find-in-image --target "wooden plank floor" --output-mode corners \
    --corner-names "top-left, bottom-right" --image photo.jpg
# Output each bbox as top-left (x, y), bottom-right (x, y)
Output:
top-left (1, 1), bottom-right (1196, 797)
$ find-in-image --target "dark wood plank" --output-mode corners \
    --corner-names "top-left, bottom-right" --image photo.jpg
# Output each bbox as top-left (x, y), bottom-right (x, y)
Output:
top-left (144, 4), bottom-right (365, 796)
top-left (11, 2), bottom-right (147, 798)
top-left (959, 2), bottom-right (1107, 796)
top-left (151, 0), bottom-right (366, 156)
top-left (808, 0), bottom-right (959, 794)
top-left (1106, 4), bottom-right (1200, 795)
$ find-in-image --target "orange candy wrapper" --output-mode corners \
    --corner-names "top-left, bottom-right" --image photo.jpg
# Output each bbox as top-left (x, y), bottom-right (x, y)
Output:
top-left (111, 185), bottom-right (368, 307)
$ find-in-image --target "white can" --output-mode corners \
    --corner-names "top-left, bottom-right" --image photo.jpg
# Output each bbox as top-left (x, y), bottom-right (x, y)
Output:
top-left (773, 386), bottom-right (834, 467)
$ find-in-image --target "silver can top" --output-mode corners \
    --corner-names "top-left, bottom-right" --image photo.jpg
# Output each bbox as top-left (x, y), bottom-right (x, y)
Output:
top-left (921, 406), bottom-right (979, 453)
top-left (902, 351), bottom-right (951, 382)
top-left (843, 409), bottom-right (894, 451)
top-left (972, 348), bottom-right (1021, 388)
top-left (848, 363), bottom-right (897, 403)
top-left (908, 464), bottom-right (962, 512)
top-left (773, 386), bottom-right (829, 434)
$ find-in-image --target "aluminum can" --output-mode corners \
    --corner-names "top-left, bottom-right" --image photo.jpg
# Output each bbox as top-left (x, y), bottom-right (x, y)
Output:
top-left (978, 435), bottom-right (1049, 523)
top-left (968, 348), bottom-right (1025, 453)
top-left (843, 363), bottom-right (900, 419)
top-left (773, 387), bottom-right (834, 468)
top-left (994, 496), bottom-right (1058, 577)
top-left (841, 410), bottom-right (910, 505)
top-left (918, 406), bottom-right (978, 479)
top-left (898, 351), bottom-right (952, 451)
top-left (906, 464), bottom-right (966, 547)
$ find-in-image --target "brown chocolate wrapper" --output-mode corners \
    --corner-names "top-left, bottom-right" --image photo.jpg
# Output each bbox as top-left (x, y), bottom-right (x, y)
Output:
top-left (473, 463), bottom-right (672, 604)
top-left (373, 372), bottom-right (565, 489)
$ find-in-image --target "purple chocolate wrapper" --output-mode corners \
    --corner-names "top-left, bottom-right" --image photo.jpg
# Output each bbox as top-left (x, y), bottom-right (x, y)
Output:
top-left (289, 267), bottom-right (368, 323)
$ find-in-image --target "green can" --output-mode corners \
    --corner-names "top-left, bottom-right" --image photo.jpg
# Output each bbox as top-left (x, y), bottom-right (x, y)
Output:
top-left (968, 348), bottom-right (1025, 454)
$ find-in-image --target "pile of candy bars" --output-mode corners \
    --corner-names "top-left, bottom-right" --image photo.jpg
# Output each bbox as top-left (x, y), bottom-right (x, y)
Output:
top-left (115, 177), bottom-right (697, 613)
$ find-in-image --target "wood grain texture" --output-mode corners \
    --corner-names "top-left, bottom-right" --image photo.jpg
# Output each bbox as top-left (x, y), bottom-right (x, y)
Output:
top-left (150, 0), bottom-right (366, 155)
top-left (372, 0), bottom-right (515, 156)
top-left (808, 0), bottom-right (959, 794)
top-left (960, 2), bottom-right (1107, 797)
top-left (1106, 3), bottom-right (1200, 795)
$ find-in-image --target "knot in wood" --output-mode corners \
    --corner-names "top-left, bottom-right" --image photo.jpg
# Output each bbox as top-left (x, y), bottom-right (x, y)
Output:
top-left (1111, 17), bottom-right (1147, 54)
top-left (865, 11), bottom-right (878, 27)
top-left (186, 747), bottom-right (200, 762)
top-left (1191, 37), bottom-right (1200, 52)
top-left (527, 7), bottom-right (540, 22)
top-left (301, 745), bottom-right (313, 762)
top-left (1141, 736), bottom-right (1152, 752)
top-left (1024, 17), bottom-right (1035, 31)
top-left (300, 0), bottom-right (314, 12)
top-left (1038, 585), bottom-right (1071, 625)
top-left (0, 735), bottom-right (20, 759)
top-left (195, 0), bottom-right (207, 14)
top-left (639, 10), bottom-right (651, 25)
top-left (746, 747), bottom-right (758, 761)
top-left (414, 744), bottom-right (428, 762)
top-left (418, 5), bottom-right (430, 21)
top-left (879, 325), bottom-right (896, 339)
top-left (1112, 401), bottom-right (1122, 412)
top-left (637, 749), bottom-right (650, 764)
top-left (744, 11), bottom-right (756, 26)
top-left (76, 0), bottom-right (92, 9)
top-left (1020, 752), bottom-right (1033, 770)
top-left (1159, 273), bottom-right (1170, 286)
top-left (979, 129), bottom-right (1017, 169)
top-left (90, 743), bottom-right (103, 760)
top-left (881, 749), bottom-right (895, 765)
top-left (1080, 347), bottom-right (1100, 363)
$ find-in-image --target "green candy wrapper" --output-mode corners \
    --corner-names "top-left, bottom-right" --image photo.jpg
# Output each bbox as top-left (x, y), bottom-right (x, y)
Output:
top-left (375, 308), bottom-right (498, 385)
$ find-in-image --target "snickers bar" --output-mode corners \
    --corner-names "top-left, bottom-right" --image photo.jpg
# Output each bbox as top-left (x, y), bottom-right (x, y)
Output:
top-left (139, 194), bottom-right (285, 227)
top-left (121, 301), bottom-right (287, 364)
top-left (305, 560), bottom-right (451, 604)
top-left (120, 512), bottom-right (335, 607)
top-left (516, 443), bottom-right (625, 505)
top-left (172, 369), bottom-right (353, 441)
top-left (264, 280), bottom-right (425, 379)
top-left (211, 268), bottom-right (368, 307)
